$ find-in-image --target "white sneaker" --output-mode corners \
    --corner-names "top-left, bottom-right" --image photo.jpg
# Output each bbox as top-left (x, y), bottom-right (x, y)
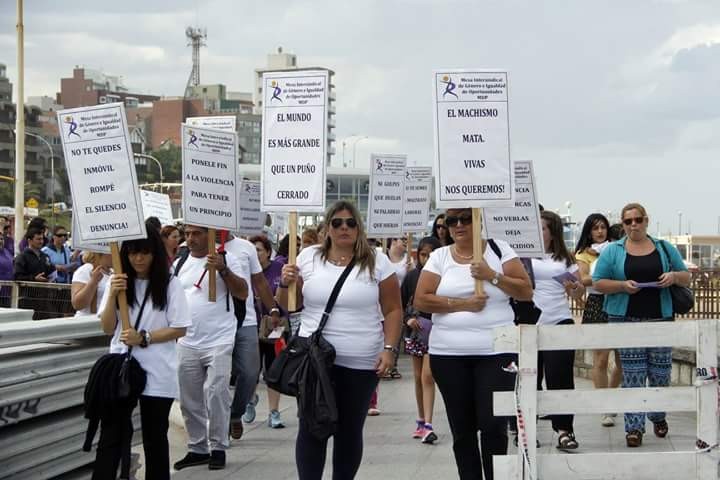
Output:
top-left (601, 415), bottom-right (615, 427)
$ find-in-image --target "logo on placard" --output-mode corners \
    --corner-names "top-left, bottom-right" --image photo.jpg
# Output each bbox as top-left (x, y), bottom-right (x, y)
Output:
top-left (405, 170), bottom-right (411, 180)
top-left (440, 75), bottom-right (458, 99)
top-left (64, 116), bottom-right (81, 139)
top-left (270, 80), bottom-right (283, 103)
top-left (375, 158), bottom-right (384, 172)
top-left (187, 129), bottom-right (199, 148)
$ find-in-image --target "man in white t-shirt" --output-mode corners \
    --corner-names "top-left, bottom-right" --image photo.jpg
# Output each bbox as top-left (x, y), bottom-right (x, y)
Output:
top-left (173, 226), bottom-right (248, 472)
top-left (221, 233), bottom-right (279, 437)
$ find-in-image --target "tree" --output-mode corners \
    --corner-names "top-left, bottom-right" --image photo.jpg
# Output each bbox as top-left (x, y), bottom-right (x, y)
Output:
top-left (147, 146), bottom-right (182, 184)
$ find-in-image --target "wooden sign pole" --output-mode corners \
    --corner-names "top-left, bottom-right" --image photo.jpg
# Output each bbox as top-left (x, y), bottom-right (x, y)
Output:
top-left (110, 242), bottom-right (131, 330)
top-left (208, 228), bottom-right (217, 302)
top-left (406, 233), bottom-right (414, 265)
top-left (472, 208), bottom-right (486, 296)
top-left (288, 212), bottom-right (298, 312)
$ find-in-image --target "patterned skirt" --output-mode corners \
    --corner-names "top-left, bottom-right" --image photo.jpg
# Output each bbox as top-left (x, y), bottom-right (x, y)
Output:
top-left (582, 294), bottom-right (608, 324)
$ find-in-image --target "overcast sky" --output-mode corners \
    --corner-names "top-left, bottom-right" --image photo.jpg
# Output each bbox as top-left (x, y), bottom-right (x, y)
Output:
top-left (1, 0), bottom-right (719, 234)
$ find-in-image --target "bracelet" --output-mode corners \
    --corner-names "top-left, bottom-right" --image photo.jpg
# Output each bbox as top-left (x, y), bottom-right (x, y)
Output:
top-left (383, 345), bottom-right (399, 354)
top-left (278, 283), bottom-right (289, 289)
top-left (270, 307), bottom-right (280, 315)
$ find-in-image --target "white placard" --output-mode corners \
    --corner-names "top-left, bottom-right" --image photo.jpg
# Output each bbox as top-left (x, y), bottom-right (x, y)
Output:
top-left (432, 70), bottom-right (514, 208)
top-left (403, 166), bottom-right (433, 234)
top-left (57, 103), bottom-right (146, 243)
top-left (237, 180), bottom-right (266, 237)
top-left (140, 189), bottom-right (174, 226)
top-left (483, 161), bottom-right (544, 257)
top-left (181, 124), bottom-right (239, 230)
top-left (186, 115), bottom-right (236, 132)
top-left (260, 70), bottom-right (329, 212)
top-left (71, 215), bottom-right (111, 254)
top-left (367, 154), bottom-right (406, 237)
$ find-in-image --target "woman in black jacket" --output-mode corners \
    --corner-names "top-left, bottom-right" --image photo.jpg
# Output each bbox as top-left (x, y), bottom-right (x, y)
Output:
top-left (401, 236), bottom-right (442, 444)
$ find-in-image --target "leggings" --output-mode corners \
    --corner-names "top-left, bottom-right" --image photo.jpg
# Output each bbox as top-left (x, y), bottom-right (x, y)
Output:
top-left (430, 353), bottom-right (517, 480)
top-left (295, 365), bottom-right (379, 480)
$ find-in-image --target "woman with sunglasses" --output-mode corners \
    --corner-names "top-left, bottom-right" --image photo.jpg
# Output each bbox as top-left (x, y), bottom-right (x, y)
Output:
top-left (593, 203), bottom-right (690, 447)
top-left (94, 228), bottom-right (191, 480)
top-left (575, 213), bottom-right (623, 427)
top-left (414, 208), bottom-right (533, 480)
top-left (431, 214), bottom-right (454, 246)
top-left (278, 200), bottom-right (403, 480)
top-left (531, 211), bottom-right (586, 451)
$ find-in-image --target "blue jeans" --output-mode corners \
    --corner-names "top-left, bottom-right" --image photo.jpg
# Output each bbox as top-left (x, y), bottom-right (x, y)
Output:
top-left (609, 315), bottom-right (672, 433)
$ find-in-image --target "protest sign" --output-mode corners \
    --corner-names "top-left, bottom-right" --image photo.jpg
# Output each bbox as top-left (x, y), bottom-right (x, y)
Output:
top-left (237, 179), bottom-right (266, 237)
top-left (57, 103), bottom-right (146, 243)
top-left (181, 124), bottom-right (239, 231)
top-left (140, 189), bottom-right (174, 227)
top-left (432, 70), bottom-right (513, 208)
top-left (367, 154), bottom-right (406, 237)
top-left (71, 215), bottom-right (110, 254)
top-left (186, 115), bottom-right (236, 132)
top-left (483, 161), bottom-right (544, 257)
top-left (260, 70), bottom-right (329, 213)
top-left (403, 166), bottom-right (433, 234)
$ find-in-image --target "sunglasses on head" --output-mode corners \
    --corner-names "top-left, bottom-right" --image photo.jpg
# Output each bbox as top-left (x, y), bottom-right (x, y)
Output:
top-left (330, 217), bottom-right (358, 229)
top-left (622, 216), bottom-right (646, 226)
top-left (445, 214), bottom-right (473, 227)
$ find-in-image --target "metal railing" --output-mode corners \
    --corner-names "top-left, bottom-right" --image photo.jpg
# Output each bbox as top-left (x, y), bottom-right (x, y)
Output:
top-left (0, 280), bottom-right (74, 320)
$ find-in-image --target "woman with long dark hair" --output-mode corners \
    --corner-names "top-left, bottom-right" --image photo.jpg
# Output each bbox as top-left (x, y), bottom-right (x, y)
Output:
top-left (431, 214), bottom-right (454, 246)
top-left (532, 211), bottom-right (586, 450)
top-left (94, 229), bottom-right (191, 480)
top-left (278, 200), bottom-right (403, 480)
top-left (575, 213), bottom-right (622, 427)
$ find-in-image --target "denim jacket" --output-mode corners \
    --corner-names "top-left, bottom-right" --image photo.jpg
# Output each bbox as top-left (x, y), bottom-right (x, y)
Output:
top-left (592, 236), bottom-right (687, 318)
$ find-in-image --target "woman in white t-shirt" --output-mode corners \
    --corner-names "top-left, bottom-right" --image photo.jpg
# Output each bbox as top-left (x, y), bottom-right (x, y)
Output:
top-left (414, 208), bottom-right (533, 480)
top-left (94, 228), bottom-right (191, 480)
top-left (278, 200), bottom-right (403, 480)
top-left (71, 251), bottom-right (112, 316)
top-left (531, 211), bottom-right (586, 451)
top-left (385, 236), bottom-right (414, 286)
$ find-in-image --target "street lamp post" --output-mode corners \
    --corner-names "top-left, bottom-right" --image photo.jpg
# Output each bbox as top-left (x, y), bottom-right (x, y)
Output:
top-left (19, 131), bottom-right (55, 224)
top-left (133, 153), bottom-right (163, 190)
top-left (351, 136), bottom-right (369, 168)
top-left (678, 211), bottom-right (682, 237)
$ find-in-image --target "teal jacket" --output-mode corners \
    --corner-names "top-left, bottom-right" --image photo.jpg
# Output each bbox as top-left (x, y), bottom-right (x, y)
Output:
top-left (592, 236), bottom-right (687, 318)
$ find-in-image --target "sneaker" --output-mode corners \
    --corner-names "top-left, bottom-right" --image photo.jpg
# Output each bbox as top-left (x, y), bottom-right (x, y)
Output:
top-left (174, 452), bottom-right (210, 470)
top-left (421, 427), bottom-right (438, 444)
top-left (601, 415), bottom-right (615, 427)
top-left (230, 418), bottom-right (244, 440)
top-left (208, 450), bottom-right (226, 470)
top-left (268, 410), bottom-right (285, 428)
top-left (367, 407), bottom-right (381, 416)
top-left (412, 420), bottom-right (425, 439)
top-left (242, 394), bottom-right (259, 423)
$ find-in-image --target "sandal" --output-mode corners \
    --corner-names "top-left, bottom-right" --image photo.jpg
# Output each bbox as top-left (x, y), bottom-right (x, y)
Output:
top-left (556, 432), bottom-right (578, 451)
top-left (626, 430), bottom-right (643, 447)
top-left (382, 367), bottom-right (402, 379)
top-left (653, 420), bottom-right (669, 438)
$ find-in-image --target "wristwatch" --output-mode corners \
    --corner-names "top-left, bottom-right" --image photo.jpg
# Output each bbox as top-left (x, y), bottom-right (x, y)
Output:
top-left (139, 329), bottom-right (151, 348)
top-left (219, 267), bottom-right (230, 277)
top-left (384, 345), bottom-right (399, 354)
top-left (491, 271), bottom-right (502, 286)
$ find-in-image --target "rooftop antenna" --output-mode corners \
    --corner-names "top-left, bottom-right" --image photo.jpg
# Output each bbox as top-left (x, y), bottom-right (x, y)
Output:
top-left (184, 26), bottom-right (206, 98)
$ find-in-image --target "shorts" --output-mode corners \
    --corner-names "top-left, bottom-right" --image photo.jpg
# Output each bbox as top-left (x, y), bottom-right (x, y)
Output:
top-left (582, 293), bottom-right (608, 324)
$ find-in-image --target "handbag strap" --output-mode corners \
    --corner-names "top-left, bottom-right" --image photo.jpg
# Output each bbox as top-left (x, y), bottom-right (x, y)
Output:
top-left (317, 258), bottom-right (356, 333)
top-left (126, 284), bottom-right (152, 356)
top-left (657, 241), bottom-right (674, 273)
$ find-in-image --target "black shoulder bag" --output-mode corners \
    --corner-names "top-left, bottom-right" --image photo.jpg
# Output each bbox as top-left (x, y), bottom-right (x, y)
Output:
top-left (266, 258), bottom-right (356, 440)
top-left (658, 241), bottom-right (694, 315)
top-left (488, 239), bottom-right (542, 325)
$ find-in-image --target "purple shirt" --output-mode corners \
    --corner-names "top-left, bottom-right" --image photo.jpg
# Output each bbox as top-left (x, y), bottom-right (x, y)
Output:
top-left (256, 259), bottom-right (284, 318)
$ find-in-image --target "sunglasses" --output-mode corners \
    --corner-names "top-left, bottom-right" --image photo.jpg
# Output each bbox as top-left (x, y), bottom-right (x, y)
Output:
top-left (55, 233), bottom-right (68, 237)
top-left (445, 214), bottom-right (473, 227)
top-left (436, 224), bottom-right (448, 230)
top-left (330, 217), bottom-right (358, 229)
top-left (622, 216), bottom-right (646, 226)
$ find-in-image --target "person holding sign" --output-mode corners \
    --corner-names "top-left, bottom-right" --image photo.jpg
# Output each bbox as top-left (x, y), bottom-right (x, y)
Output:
top-left (413, 208), bottom-right (533, 480)
top-left (94, 229), bottom-right (191, 480)
top-left (531, 211), bottom-right (586, 451)
top-left (173, 226), bottom-right (249, 471)
top-left (593, 203), bottom-right (690, 447)
top-left (277, 200), bottom-right (403, 480)
top-left (72, 251), bottom-right (112, 315)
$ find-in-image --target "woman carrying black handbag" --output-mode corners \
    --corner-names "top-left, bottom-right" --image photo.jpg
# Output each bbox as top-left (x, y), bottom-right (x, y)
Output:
top-left (93, 229), bottom-right (192, 480)
top-left (277, 200), bottom-right (403, 480)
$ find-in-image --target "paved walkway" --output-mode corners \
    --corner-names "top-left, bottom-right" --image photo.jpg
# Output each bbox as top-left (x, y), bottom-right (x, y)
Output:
top-left (158, 355), bottom-right (697, 479)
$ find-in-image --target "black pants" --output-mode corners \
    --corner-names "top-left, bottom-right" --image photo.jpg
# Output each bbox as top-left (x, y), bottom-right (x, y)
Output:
top-left (295, 365), bottom-right (379, 480)
top-left (92, 395), bottom-right (174, 480)
top-left (430, 353), bottom-right (516, 480)
top-left (539, 319), bottom-right (575, 433)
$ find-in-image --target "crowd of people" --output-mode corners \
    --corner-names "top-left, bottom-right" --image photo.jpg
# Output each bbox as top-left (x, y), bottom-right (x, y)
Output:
top-left (2, 199), bottom-right (691, 479)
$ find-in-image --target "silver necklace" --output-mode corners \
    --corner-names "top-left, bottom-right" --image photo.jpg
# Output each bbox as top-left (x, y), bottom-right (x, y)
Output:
top-left (453, 246), bottom-right (473, 260)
